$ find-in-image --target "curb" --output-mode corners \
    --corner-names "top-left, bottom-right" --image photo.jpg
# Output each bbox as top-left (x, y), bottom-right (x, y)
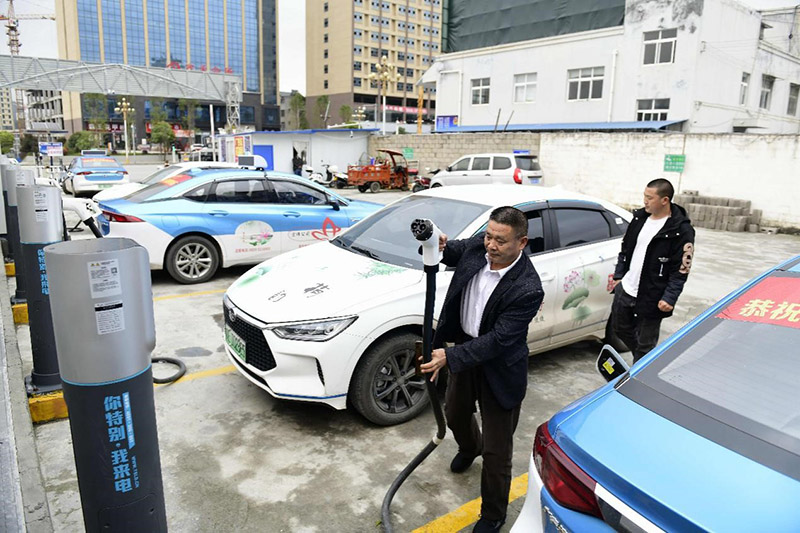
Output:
top-left (28, 392), bottom-right (69, 424)
top-left (2, 272), bottom-right (54, 532)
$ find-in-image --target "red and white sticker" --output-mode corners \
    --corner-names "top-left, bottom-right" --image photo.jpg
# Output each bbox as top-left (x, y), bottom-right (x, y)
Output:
top-left (717, 277), bottom-right (800, 329)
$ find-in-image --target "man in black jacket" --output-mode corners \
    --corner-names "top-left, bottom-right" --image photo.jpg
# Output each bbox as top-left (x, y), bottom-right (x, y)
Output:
top-left (610, 178), bottom-right (695, 362)
top-left (420, 206), bottom-right (544, 533)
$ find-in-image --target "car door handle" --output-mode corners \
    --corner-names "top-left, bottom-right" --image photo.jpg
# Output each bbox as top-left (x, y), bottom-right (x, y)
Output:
top-left (209, 210), bottom-right (229, 217)
top-left (283, 211), bottom-right (301, 218)
top-left (484, 174), bottom-right (491, 176)
top-left (599, 254), bottom-right (616, 262)
top-left (539, 272), bottom-right (556, 282)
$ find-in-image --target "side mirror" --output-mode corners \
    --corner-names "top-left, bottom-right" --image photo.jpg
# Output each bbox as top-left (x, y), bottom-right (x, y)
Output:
top-left (445, 166), bottom-right (452, 172)
top-left (596, 344), bottom-right (630, 383)
top-left (327, 195), bottom-right (341, 211)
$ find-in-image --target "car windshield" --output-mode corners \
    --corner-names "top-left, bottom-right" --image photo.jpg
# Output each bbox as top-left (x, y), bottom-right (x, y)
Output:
top-left (80, 158), bottom-right (121, 168)
top-left (332, 195), bottom-right (488, 270)
top-left (515, 156), bottom-right (541, 171)
top-left (629, 273), bottom-right (800, 451)
top-left (125, 174), bottom-right (197, 202)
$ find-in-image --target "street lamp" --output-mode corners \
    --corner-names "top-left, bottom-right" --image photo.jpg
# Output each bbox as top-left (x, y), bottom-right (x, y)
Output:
top-left (352, 105), bottom-right (367, 128)
top-left (114, 97), bottom-right (133, 164)
top-left (368, 56), bottom-right (401, 136)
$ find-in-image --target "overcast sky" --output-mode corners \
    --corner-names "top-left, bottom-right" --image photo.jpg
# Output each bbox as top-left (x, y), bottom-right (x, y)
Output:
top-left (0, 0), bottom-right (795, 94)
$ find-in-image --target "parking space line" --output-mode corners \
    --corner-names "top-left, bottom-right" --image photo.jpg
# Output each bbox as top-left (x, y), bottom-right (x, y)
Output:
top-left (157, 364), bottom-right (236, 386)
top-left (412, 473), bottom-right (528, 532)
top-left (153, 288), bottom-right (226, 302)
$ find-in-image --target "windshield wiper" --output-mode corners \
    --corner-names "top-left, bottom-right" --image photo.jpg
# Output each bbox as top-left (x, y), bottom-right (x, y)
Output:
top-left (349, 244), bottom-right (382, 261)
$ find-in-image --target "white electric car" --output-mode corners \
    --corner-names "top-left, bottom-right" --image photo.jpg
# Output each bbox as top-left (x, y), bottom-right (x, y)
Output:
top-left (92, 161), bottom-right (239, 201)
top-left (223, 185), bottom-right (632, 425)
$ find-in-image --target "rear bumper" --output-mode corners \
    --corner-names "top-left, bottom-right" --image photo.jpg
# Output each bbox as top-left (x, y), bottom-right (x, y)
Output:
top-left (73, 177), bottom-right (130, 193)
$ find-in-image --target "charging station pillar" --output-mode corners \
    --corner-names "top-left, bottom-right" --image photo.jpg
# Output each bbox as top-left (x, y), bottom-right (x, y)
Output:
top-left (0, 157), bottom-right (9, 244)
top-left (5, 167), bottom-right (34, 303)
top-left (1, 161), bottom-right (19, 262)
top-left (45, 238), bottom-right (167, 532)
top-left (18, 185), bottom-right (63, 393)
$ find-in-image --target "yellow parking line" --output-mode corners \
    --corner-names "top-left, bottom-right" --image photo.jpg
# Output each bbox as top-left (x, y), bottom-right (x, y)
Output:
top-left (155, 364), bottom-right (236, 387)
top-left (412, 473), bottom-right (529, 532)
top-left (153, 288), bottom-right (226, 301)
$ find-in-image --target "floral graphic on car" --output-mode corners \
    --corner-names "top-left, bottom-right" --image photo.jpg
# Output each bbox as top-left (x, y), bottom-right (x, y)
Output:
top-left (562, 269), bottom-right (601, 324)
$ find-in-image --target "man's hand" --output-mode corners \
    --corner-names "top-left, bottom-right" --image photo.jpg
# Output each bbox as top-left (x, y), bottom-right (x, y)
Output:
top-left (438, 233), bottom-right (448, 252)
top-left (658, 300), bottom-right (674, 312)
top-left (420, 348), bottom-right (447, 382)
top-left (609, 279), bottom-right (621, 293)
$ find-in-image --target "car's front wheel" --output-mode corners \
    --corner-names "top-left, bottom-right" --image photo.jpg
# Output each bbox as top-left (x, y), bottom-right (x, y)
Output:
top-left (350, 332), bottom-right (429, 425)
top-left (165, 235), bottom-right (220, 284)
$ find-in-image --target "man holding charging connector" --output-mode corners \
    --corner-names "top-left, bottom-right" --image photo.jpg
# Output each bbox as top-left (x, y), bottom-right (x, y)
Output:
top-left (420, 206), bottom-right (544, 533)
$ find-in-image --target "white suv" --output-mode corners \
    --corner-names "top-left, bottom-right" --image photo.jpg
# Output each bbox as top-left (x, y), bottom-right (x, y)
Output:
top-left (430, 153), bottom-right (543, 187)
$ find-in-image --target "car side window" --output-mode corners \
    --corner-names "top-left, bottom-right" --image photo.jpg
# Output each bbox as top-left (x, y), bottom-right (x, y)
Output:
top-left (471, 157), bottom-right (490, 171)
top-left (553, 208), bottom-right (612, 248)
top-left (452, 158), bottom-right (470, 171)
top-left (183, 183), bottom-right (211, 202)
top-left (271, 180), bottom-right (327, 205)
top-left (493, 157), bottom-right (512, 170)
top-left (210, 179), bottom-right (271, 203)
top-left (526, 210), bottom-right (546, 255)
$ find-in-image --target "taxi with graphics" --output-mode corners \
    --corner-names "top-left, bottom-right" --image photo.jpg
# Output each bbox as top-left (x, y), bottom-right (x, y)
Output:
top-left (97, 169), bottom-right (381, 283)
top-left (223, 185), bottom-right (632, 426)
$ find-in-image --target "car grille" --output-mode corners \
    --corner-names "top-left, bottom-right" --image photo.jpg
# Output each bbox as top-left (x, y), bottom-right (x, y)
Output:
top-left (224, 304), bottom-right (276, 372)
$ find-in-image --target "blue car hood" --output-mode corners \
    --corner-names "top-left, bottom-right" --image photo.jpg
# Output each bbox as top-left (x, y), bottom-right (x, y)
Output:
top-left (551, 387), bottom-right (800, 532)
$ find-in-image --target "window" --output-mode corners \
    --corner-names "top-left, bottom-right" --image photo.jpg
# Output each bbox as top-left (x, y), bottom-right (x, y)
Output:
top-left (397, 82), bottom-right (405, 91)
top-left (636, 98), bottom-right (670, 121)
top-left (354, 77), bottom-right (362, 87)
top-left (526, 211), bottom-right (546, 255)
top-left (354, 12), bottom-right (363, 22)
top-left (471, 78), bottom-right (490, 105)
top-left (406, 83), bottom-right (414, 92)
top-left (493, 157), bottom-right (512, 170)
top-left (397, 52), bottom-right (405, 61)
top-left (513, 73), bottom-right (537, 103)
top-left (271, 180), bottom-right (327, 205)
top-left (354, 0), bottom-right (363, 4)
top-left (324, 18), bottom-right (328, 28)
top-left (353, 61), bottom-right (362, 71)
top-left (760, 75), bottom-right (775, 110)
top-left (183, 183), bottom-right (212, 202)
top-left (452, 157), bottom-right (470, 171)
top-left (471, 157), bottom-right (490, 171)
top-left (354, 45), bottom-right (363, 55)
top-left (324, 33), bottom-right (328, 43)
top-left (324, 49), bottom-right (328, 59)
top-left (323, 2), bottom-right (328, 11)
top-left (371, 48), bottom-right (380, 57)
top-left (324, 65), bottom-right (328, 74)
top-left (740, 72), bottom-right (750, 106)
top-left (211, 180), bottom-right (269, 203)
top-left (553, 209), bottom-right (611, 248)
top-left (324, 80), bottom-right (328, 89)
top-left (643, 29), bottom-right (677, 64)
top-left (354, 29), bottom-right (363, 39)
top-left (787, 83), bottom-right (799, 116)
top-left (568, 67), bottom-right (604, 100)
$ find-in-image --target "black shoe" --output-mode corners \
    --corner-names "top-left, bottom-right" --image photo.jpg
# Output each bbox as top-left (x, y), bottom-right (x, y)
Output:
top-left (450, 450), bottom-right (480, 473)
top-left (473, 516), bottom-right (506, 533)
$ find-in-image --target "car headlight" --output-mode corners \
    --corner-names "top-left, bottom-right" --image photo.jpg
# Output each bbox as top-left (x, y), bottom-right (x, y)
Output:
top-left (270, 317), bottom-right (357, 342)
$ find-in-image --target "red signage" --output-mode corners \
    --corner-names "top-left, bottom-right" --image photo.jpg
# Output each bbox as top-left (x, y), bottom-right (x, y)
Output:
top-left (717, 277), bottom-right (800, 329)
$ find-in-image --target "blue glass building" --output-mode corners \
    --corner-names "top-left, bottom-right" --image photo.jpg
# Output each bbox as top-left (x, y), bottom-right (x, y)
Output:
top-left (60, 0), bottom-right (279, 134)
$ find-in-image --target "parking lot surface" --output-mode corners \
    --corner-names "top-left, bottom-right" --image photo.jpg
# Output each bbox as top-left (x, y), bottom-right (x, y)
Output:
top-left (14, 180), bottom-right (800, 531)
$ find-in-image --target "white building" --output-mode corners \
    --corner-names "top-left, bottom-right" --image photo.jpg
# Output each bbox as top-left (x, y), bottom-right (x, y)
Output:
top-left (421, 0), bottom-right (800, 134)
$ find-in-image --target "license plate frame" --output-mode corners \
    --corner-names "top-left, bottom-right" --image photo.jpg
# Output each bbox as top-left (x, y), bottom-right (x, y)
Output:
top-left (97, 184), bottom-right (114, 189)
top-left (224, 324), bottom-right (246, 362)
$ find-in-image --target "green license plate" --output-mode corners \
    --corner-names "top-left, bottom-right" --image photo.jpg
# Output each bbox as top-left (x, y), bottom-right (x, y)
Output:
top-left (98, 184), bottom-right (113, 189)
top-left (224, 324), bottom-right (246, 362)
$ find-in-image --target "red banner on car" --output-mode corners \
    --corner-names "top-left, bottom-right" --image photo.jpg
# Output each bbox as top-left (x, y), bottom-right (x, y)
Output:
top-left (717, 277), bottom-right (800, 329)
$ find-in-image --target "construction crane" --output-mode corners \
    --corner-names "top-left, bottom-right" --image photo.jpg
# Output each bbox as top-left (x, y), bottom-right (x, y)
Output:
top-left (1, 0), bottom-right (57, 156)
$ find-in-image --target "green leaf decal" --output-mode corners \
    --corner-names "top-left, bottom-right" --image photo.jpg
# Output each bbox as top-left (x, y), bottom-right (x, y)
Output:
top-left (562, 287), bottom-right (589, 309)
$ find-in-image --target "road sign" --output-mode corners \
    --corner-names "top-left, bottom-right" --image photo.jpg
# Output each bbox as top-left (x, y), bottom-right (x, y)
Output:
top-left (38, 142), bottom-right (63, 157)
top-left (513, 149), bottom-right (530, 155)
top-left (664, 154), bottom-right (686, 172)
top-left (402, 147), bottom-right (414, 160)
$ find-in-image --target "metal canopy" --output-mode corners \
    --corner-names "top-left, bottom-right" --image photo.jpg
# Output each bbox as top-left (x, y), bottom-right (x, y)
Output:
top-left (0, 55), bottom-right (242, 102)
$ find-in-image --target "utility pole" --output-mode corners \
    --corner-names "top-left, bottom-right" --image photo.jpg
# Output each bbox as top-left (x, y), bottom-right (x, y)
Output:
top-left (114, 97), bottom-right (132, 164)
top-left (368, 56), bottom-right (401, 136)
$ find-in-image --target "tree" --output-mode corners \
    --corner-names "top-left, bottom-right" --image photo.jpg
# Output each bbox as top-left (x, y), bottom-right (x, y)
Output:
top-left (0, 131), bottom-right (13, 154)
top-left (178, 98), bottom-right (198, 137)
top-left (288, 91), bottom-right (306, 130)
top-left (67, 131), bottom-right (95, 153)
top-left (149, 97), bottom-right (167, 123)
top-left (315, 95), bottom-right (330, 128)
top-left (339, 104), bottom-right (353, 124)
top-left (84, 93), bottom-right (108, 145)
top-left (150, 121), bottom-right (175, 155)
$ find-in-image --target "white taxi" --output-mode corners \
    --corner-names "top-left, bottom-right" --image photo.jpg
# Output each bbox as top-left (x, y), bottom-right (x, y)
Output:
top-left (223, 185), bottom-right (632, 425)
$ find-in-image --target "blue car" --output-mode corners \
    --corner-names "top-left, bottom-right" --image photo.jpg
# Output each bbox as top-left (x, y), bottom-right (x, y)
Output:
top-left (512, 256), bottom-right (800, 532)
top-left (98, 169), bottom-right (382, 284)
top-left (63, 155), bottom-right (130, 196)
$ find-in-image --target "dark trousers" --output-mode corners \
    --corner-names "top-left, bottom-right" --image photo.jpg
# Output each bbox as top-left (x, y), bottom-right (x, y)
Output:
top-left (445, 365), bottom-right (520, 521)
top-left (612, 288), bottom-right (662, 363)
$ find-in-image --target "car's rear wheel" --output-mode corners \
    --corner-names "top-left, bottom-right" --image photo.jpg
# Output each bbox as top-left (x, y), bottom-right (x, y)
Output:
top-left (603, 315), bottom-right (629, 353)
top-left (369, 181), bottom-right (381, 193)
top-left (165, 235), bottom-right (220, 284)
top-left (350, 332), bottom-right (429, 426)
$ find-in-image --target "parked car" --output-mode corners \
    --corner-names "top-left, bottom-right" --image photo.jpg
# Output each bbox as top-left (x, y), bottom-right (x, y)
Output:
top-left (93, 161), bottom-right (240, 201)
top-left (62, 156), bottom-right (130, 196)
top-left (511, 255), bottom-right (800, 532)
top-left (429, 153), bottom-right (543, 187)
top-left (97, 169), bottom-right (382, 284)
top-left (223, 185), bottom-right (631, 425)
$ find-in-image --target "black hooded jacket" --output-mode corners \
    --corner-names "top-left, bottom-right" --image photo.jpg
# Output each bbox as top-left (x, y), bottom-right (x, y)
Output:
top-left (613, 203), bottom-right (695, 319)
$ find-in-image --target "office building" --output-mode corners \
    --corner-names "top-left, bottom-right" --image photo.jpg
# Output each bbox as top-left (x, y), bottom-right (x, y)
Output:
top-left (0, 89), bottom-right (14, 131)
top-left (305, 0), bottom-right (443, 127)
top-left (25, 90), bottom-right (65, 133)
top-left (55, 0), bottom-right (279, 139)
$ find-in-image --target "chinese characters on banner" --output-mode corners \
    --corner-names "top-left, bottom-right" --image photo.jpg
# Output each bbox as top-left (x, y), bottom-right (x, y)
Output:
top-left (716, 277), bottom-right (800, 329)
top-left (103, 393), bottom-right (139, 493)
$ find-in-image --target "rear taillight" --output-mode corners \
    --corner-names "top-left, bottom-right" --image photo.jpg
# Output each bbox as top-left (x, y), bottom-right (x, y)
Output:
top-left (77, 171), bottom-right (91, 175)
top-left (102, 210), bottom-right (143, 223)
top-left (534, 422), bottom-right (602, 518)
top-left (513, 167), bottom-right (522, 184)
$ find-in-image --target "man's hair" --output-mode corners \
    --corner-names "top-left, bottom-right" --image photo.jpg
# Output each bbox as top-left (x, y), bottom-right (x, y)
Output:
top-left (647, 178), bottom-right (674, 201)
top-left (489, 206), bottom-right (528, 239)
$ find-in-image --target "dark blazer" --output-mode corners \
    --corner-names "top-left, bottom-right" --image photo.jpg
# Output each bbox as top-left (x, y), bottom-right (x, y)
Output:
top-left (613, 203), bottom-right (695, 319)
top-left (433, 234), bottom-right (544, 410)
